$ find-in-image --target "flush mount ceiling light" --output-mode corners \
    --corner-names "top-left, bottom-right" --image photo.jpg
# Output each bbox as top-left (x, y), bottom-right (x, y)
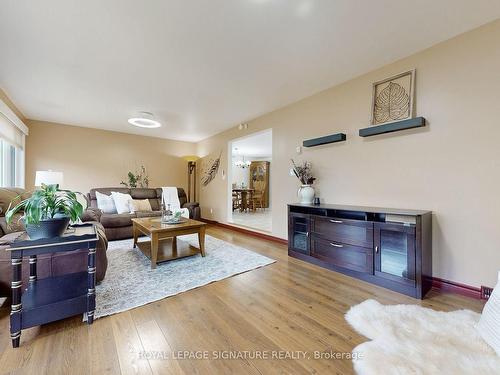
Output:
top-left (128, 111), bottom-right (162, 128)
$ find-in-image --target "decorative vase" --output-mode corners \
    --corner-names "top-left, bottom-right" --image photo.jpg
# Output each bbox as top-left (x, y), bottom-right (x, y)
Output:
top-left (25, 216), bottom-right (71, 239)
top-left (298, 185), bottom-right (315, 204)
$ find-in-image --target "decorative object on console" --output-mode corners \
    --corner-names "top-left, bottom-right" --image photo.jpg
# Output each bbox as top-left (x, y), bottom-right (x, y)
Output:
top-left (371, 69), bottom-right (415, 125)
top-left (291, 159), bottom-right (316, 204)
top-left (182, 155), bottom-right (199, 202)
top-left (6, 184), bottom-right (84, 240)
top-left (288, 203), bottom-right (432, 298)
top-left (201, 151), bottom-right (222, 187)
top-left (120, 165), bottom-right (149, 188)
top-left (34, 170), bottom-right (64, 188)
top-left (303, 132), bottom-right (346, 147)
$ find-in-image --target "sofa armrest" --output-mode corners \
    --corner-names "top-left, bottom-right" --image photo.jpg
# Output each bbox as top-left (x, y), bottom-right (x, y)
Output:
top-left (81, 207), bottom-right (103, 223)
top-left (182, 202), bottom-right (201, 220)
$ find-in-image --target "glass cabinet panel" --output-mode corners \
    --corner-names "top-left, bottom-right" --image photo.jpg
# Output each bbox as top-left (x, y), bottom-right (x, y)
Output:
top-left (380, 230), bottom-right (410, 278)
top-left (375, 223), bottom-right (416, 283)
top-left (290, 215), bottom-right (309, 254)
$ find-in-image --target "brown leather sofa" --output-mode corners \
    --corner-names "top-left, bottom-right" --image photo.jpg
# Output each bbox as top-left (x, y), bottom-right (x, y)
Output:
top-left (87, 187), bottom-right (201, 241)
top-left (0, 188), bottom-right (109, 299)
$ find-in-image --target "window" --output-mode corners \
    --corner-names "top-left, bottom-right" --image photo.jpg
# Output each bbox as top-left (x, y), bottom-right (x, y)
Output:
top-left (0, 99), bottom-right (28, 188)
top-left (0, 139), bottom-right (24, 187)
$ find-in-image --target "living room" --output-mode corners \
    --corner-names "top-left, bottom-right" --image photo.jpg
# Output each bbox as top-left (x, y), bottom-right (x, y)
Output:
top-left (1, 2), bottom-right (499, 374)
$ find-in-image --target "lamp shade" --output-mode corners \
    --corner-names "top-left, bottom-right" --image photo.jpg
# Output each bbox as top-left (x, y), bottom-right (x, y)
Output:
top-left (35, 170), bottom-right (63, 187)
top-left (182, 155), bottom-right (200, 162)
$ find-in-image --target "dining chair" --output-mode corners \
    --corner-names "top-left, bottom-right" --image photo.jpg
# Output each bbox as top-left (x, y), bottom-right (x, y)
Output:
top-left (250, 181), bottom-right (266, 211)
top-left (232, 191), bottom-right (241, 211)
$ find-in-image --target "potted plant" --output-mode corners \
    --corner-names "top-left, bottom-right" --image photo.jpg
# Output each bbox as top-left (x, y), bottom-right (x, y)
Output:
top-left (6, 184), bottom-right (84, 239)
top-left (291, 159), bottom-right (316, 204)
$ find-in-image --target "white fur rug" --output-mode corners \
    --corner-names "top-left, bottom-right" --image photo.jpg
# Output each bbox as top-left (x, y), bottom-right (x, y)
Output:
top-left (345, 299), bottom-right (500, 375)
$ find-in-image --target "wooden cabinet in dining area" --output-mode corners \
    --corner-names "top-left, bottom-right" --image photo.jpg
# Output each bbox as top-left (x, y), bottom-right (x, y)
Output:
top-left (288, 203), bottom-right (432, 299)
top-left (249, 161), bottom-right (270, 208)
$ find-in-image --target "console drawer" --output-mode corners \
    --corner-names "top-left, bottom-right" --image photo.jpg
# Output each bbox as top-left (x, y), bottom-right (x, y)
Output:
top-left (312, 216), bottom-right (373, 248)
top-left (311, 236), bottom-right (373, 274)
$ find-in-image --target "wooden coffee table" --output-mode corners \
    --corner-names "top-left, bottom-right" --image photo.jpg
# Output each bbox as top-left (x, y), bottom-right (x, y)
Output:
top-left (132, 217), bottom-right (207, 269)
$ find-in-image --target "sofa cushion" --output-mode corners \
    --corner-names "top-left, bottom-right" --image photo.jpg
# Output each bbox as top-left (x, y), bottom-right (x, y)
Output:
top-left (130, 199), bottom-right (152, 212)
top-left (95, 191), bottom-right (117, 214)
top-left (100, 213), bottom-right (136, 228)
top-left (111, 192), bottom-right (133, 214)
top-left (131, 188), bottom-right (159, 200)
top-left (89, 187), bottom-right (130, 209)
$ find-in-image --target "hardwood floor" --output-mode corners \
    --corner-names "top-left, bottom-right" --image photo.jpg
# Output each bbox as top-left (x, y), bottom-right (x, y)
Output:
top-left (0, 226), bottom-right (484, 375)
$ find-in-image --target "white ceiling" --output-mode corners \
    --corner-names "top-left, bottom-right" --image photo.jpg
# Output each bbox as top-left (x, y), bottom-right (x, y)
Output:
top-left (232, 129), bottom-right (272, 158)
top-left (1, 1), bottom-right (500, 142)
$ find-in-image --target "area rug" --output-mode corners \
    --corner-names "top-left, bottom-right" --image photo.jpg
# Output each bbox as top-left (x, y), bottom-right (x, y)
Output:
top-left (345, 299), bottom-right (500, 375)
top-left (92, 234), bottom-right (275, 319)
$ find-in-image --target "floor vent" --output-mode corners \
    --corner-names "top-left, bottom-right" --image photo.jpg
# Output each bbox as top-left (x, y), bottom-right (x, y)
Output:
top-left (481, 286), bottom-right (493, 300)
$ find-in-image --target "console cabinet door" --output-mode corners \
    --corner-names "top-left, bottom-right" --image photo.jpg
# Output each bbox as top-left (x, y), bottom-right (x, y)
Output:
top-left (288, 213), bottom-right (310, 255)
top-left (374, 222), bottom-right (416, 286)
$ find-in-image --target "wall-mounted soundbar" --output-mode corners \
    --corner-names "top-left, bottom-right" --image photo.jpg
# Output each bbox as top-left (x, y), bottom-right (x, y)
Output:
top-left (303, 133), bottom-right (346, 147)
top-left (359, 117), bottom-right (426, 137)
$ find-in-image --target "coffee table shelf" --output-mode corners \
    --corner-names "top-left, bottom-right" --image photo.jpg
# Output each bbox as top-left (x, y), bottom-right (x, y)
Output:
top-left (136, 238), bottom-right (200, 263)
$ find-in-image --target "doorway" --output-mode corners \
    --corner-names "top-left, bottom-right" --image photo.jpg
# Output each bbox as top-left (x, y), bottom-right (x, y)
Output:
top-left (227, 129), bottom-right (272, 232)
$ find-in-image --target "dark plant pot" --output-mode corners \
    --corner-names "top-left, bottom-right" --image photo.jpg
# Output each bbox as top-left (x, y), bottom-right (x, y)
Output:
top-left (25, 217), bottom-right (71, 239)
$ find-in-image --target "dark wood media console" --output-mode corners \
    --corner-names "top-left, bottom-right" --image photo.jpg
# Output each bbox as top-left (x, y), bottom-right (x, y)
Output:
top-left (288, 203), bottom-right (432, 298)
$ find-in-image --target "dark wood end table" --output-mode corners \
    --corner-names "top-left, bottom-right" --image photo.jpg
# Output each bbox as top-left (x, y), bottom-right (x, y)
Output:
top-left (6, 224), bottom-right (99, 348)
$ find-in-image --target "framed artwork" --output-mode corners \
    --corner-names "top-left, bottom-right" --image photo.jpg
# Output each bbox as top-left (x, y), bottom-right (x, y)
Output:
top-left (201, 151), bottom-right (222, 187)
top-left (371, 69), bottom-right (415, 125)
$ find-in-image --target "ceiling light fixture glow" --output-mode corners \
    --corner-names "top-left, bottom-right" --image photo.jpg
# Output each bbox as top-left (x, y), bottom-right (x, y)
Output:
top-left (128, 112), bottom-right (162, 128)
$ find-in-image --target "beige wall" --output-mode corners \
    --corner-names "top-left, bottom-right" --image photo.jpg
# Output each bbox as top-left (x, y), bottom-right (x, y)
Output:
top-left (197, 19), bottom-right (500, 287)
top-left (26, 120), bottom-right (196, 194)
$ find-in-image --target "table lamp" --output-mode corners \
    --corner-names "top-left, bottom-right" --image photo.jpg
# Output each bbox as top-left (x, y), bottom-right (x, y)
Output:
top-left (35, 170), bottom-right (64, 188)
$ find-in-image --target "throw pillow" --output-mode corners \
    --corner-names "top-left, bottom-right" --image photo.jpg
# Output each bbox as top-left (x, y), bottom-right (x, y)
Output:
top-left (111, 192), bottom-right (133, 214)
top-left (95, 191), bottom-right (117, 214)
top-left (130, 199), bottom-right (152, 213)
top-left (478, 272), bottom-right (500, 355)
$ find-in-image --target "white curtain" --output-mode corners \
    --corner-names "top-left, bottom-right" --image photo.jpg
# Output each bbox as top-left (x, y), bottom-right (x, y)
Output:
top-left (0, 99), bottom-right (28, 187)
top-left (0, 112), bottom-right (24, 149)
